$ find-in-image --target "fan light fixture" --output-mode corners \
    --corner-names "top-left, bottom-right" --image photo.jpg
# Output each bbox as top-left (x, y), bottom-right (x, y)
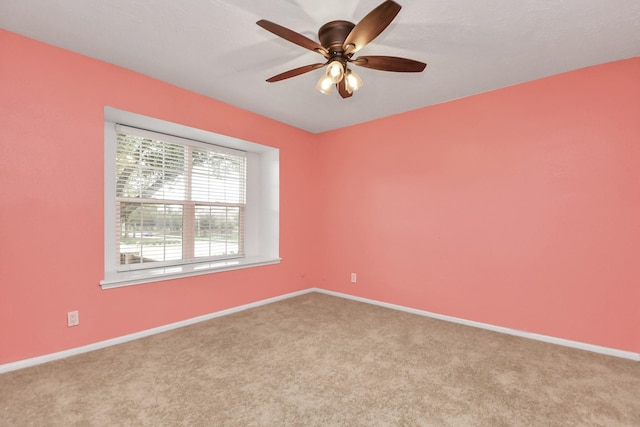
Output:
top-left (316, 61), bottom-right (363, 96)
top-left (257, 1), bottom-right (427, 99)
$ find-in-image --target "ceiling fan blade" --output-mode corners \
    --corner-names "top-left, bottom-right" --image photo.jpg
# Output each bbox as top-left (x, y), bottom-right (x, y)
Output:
top-left (343, 1), bottom-right (402, 55)
top-left (257, 20), bottom-right (329, 57)
top-left (337, 78), bottom-right (353, 98)
top-left (266, 63), bottom-right (327, 83)
top-left (352, 56), bottom-right (426, 72)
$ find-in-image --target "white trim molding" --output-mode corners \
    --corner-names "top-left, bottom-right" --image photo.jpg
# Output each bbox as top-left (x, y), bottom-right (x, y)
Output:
top-left (0, 289), bottom-right (313, 374)
top-left (313, 288), bottom-right (640, 362)
top-left (2, 287), bottom-right (637, 374)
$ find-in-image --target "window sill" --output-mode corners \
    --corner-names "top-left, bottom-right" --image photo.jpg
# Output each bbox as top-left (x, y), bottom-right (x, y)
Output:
top-left (100, 256), bottom-right (282, 289)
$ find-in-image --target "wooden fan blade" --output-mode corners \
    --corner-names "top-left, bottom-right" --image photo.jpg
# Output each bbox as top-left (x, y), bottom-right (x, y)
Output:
top-left (352, 56), bottom-right (426, 72)
top-left (343, 1), bottom-right (401, 55)
top-left (266, 63), bottom-right (327, 83)
top-left (337, 78), bottom-right (353, 98)
top-left (257, 20), bottom-right (329, 57)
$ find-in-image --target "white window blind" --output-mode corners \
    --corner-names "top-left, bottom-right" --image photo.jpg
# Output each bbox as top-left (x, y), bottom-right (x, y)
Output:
top-left (114, 124), bottom-right (246, 271)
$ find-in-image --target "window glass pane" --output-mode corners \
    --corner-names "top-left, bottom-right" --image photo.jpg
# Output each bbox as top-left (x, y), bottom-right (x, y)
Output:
top-left (195, 206), bottom-right (242, 257)
top-left (191, 149), bottom-right (246, 203)
top-left (119, 203), bottom-right (184, 265)
top-left (116, 134), bottom-right (187, 201)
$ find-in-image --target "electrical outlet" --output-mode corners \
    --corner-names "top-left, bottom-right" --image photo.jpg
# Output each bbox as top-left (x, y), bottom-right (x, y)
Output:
top-left (67, 310), bottom-right (79, 327)
top-left (351, 272), bottom-right (357, 283)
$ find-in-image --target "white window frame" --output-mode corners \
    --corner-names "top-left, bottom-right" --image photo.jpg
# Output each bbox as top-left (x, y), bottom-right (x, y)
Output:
top-left (101, 107), bottom-right (280, 289)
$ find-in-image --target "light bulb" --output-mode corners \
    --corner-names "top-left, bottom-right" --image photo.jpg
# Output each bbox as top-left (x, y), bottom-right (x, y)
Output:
top-left (344, 69), bottom-right (363, 94)
top-left (326, 60), bottom-right (344, 84)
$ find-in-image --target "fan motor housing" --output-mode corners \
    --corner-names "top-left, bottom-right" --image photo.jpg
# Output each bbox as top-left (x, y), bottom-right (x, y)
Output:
top-left (318, 20), bottom-right (355, 53)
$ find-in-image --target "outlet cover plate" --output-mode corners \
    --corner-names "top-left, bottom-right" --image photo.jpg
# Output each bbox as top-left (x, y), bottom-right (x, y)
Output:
top-left (67, 310), bottom-right (79, 327)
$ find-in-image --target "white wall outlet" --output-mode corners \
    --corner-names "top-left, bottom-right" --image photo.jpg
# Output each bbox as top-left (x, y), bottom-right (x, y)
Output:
top-left (351, 273), bottom-right (357, 283)
top-left (67, 310), bottom-right (79, 327)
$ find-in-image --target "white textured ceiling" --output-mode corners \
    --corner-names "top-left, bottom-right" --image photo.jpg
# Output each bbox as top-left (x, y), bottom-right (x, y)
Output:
top-left (2, 0), bottom-right (639, 133)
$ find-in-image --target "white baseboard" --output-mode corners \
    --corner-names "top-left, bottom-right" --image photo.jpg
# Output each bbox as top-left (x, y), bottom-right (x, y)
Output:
top-left (312, 288), bottom-right (640, 362)
top-left (2, 287), bottom-right (637, 374)
top-left (0, 289), bottom-right (313, 374)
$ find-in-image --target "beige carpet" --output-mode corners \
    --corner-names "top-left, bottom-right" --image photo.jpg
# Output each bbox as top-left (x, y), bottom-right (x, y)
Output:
top-left (1, 292), bottom-right (639, 426)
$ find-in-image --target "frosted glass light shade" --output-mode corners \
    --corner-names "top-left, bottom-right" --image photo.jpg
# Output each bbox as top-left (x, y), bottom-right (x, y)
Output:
top-left (344, 69), bottom-right (363, 94)
top-left (326, 60), bottom-right (344, 84)
top-left (316, 75), bottom-right (334, 95)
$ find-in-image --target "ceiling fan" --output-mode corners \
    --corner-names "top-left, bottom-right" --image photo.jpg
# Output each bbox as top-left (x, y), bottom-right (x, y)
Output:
top-left (257, 0), bottom-right (427, 98)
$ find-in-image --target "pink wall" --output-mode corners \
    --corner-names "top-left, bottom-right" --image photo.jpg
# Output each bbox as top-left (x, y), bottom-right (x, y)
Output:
top-left (317, 57), bottom-right (640, 353)
top-left (0, 30), bottom-right (322, 365)
top-left (1, 29), bottom-right (638, 365)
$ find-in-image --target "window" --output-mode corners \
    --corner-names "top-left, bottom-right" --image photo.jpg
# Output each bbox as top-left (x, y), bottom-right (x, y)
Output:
top-left (102, 108), bottom-right (280, 289)
top-left (115, 126), bottom-right (246, 267)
